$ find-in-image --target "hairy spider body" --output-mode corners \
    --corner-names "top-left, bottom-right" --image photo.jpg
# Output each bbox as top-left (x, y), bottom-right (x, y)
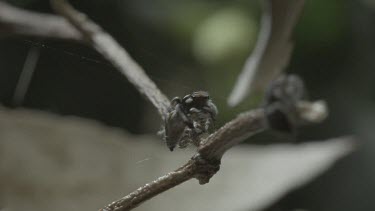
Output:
top-left (163, 91), bottom-right (218, 151)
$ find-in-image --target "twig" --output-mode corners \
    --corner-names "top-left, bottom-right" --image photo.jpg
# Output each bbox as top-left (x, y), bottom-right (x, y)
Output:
top-left (199, 109), bottom-right (267, 160)
top-left (50, 0), bottom-right (170, 117)
top-left (101, 161), bottom-right (196, 211)
top-left (0, 1), bottom-right (82, 41)
top-left (12, 47), bottom-right (40, 106)
top-left (100, 108), bottom-right (267, 211)
top-left (99, 100), bottom-right (327, 211)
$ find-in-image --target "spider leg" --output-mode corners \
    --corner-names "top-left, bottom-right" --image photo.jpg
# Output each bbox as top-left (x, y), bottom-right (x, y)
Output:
top-left (202, 100), bottom-right (218, 120)
top-left (175, 103), bottom-right (194, 128)
top-left (170, 97), bottom-right (182, 108)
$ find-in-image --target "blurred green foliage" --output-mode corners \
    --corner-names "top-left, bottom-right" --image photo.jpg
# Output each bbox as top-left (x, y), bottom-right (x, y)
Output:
top-left (192, 7), bottom-right (257, 64)
top-left (296, 0), bottom-right (347, 50)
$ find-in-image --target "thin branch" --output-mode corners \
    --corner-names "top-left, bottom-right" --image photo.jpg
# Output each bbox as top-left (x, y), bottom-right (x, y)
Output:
top-left (0, 1), bottom-right (82, 41)
top-left (227, 0), bottom-right (305, 107)
top-left (50, 0), bottom-right (170, 117)
top-left (12, 47), bottom-right (40, 106)
top-left (99, 100), bottom-right (327, 211)
top-left (99, 108), bottom-right (266, 211)
top-left (199, 108), bottom-right (267, 160)
top-left (101, 161), bottom-right (196, 211)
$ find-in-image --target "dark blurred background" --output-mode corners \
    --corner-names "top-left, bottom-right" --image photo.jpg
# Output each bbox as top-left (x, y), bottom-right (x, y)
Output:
top-left (1, 0), bottom-right (375, 210)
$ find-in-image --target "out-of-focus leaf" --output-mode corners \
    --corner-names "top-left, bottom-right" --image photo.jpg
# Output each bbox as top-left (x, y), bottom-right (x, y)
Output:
top-left (228, 0), bottom-right (305, 107)
top-left (0, 107), bottom-right (354, 211)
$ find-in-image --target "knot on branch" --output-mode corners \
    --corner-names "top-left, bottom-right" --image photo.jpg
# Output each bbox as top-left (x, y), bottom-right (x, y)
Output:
top-left (192, 154), bottom-right (221, 185)
top-left (264, 74), bottom-right (322, 133)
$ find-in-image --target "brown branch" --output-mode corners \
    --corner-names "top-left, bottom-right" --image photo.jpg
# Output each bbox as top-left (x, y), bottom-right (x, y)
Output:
top-left (99, 108), bottom-right (267, 211)
top-left (101, 161), bottom-right (196, 211)
top-left (199, 109), bottom-right (267, 160)
top-left (50, 0), bottom-right (170, 117)
top-left (98, 99), bottom-right (327, 211)
top-left (0, 1), bottom-right (83, 41)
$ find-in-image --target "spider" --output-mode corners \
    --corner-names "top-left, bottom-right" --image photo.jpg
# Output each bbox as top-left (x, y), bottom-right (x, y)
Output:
top-left (162, 91), bottom-right (218, 151)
